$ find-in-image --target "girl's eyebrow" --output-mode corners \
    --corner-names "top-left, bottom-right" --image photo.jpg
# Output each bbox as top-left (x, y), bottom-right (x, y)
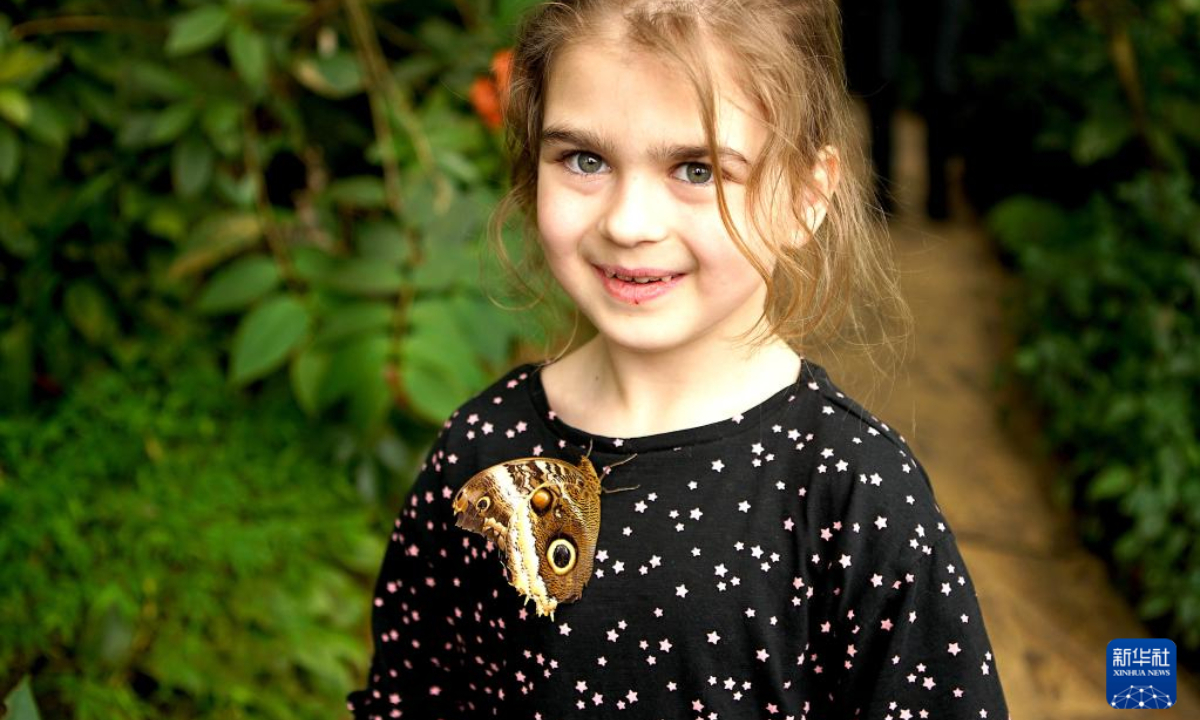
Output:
top-left (541, 124), bottom-right (750, 166)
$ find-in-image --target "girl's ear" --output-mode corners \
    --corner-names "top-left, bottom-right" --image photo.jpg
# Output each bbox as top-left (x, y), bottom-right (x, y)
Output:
top-left (795, 145), bottom-right (840, 244)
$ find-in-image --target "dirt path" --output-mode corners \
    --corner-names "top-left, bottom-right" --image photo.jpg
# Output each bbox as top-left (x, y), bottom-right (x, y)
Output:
top-left (815, 111), bottom-right (1198, 718)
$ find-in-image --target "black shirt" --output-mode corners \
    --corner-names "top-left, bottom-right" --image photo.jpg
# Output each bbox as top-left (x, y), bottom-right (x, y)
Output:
top-left (348, 360), bottom-right (1010, 719)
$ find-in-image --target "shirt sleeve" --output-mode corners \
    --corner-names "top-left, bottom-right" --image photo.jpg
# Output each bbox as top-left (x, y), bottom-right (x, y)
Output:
top-left (347, 430), bottom-right (466, 720)
top-left (808, 475), bottom-right (1010, 720)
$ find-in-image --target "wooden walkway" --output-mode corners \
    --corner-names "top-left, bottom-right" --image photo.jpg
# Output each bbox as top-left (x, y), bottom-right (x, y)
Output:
top-left (817, 111), bottom-right (1198, 719)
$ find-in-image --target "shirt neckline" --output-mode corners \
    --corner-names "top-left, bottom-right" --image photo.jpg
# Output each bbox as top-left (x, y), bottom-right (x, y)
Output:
top-left (522, 359), bottom-right (823, 455)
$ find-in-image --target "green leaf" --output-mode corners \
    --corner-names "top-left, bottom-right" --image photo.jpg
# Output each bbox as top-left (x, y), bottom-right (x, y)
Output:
top-left (0, 86), bottom-right (31, 126)
top-left (986, 196), bottom-right (1070, 251)
top-left (1162, 98), bottom-right (1200, 147)
top-left (451, 294), bottom-right (517, 367)
top-left (25, 97), bottom-right (73, 148)
top-left (347, 354), bottom-right (391, 430)
top-left (3, 675), bottom-right (42, 720)
top-left (201, 100), bottom-right (243, 156)
top-left (74, 79), bottom-right (121, 128)
top-left (0, 122), bottom-right (20, 183)
top-left (0, 44), bottom-right (59, 86)
top-left (437, 150), bottom-right (481, 184)
top-left (322, 332), bottom-right (391, 429)
top-left (313, 301), bottom-right (393, 345)
top-left (0, 321), bottom-right (32, 411)
top-left (1139, 593), bottom-right (1174, 621)
top-left (214, 170), bottom-right (256, 208)
top-left (291, 245), bottom-right (335, 283)
top-left (326, 176), bottom-right (386, 208)
top-left (240, 0), bottom-right (310, 25)
top-left (322, 259), bottom-right (403, 295)
top-left (399, 298), bottom-right (488, 421)
top-left (227, 24), bottom-right (269, 90)
top-left (0, 202), bottom-right (36, 257)
top-left (496, 0), bottom-right (541, 34)
top-left (290, 344), bottom-right (330, 416)
top-left (64, 282), bottom-right (120, 346)
top-left (411, 237), bottom-right (474, 291)
top-left (166, 5), bottom-right (232, 57)
top-left (168, 212), bottom-right (263, 278)
top-left (197, 256), bottom-right (281, 314)
top-left (402, 357), bottom-right (461, 423)
top-left (143, 204), bottom-right (188, 243)
top-left (230, 294), bottom-right (310, 384)
top-left (150, 103), bottom-right (197, 145)
top-left (1088, 465), bottom-right (1134, 501)
top-left (374, 432), bottom-right (409, 473)
top-left (292, 52), bottom-right (363, 98)
top-left (172, 135), bottom-right (214, 197)
top-left (1072, 113), bottom-right (1133, 166)
top-left (425, 191), bottom-right (484, 246)
top-left (355, 220), bottom-right (409, 265)
top-left (125, 60), bottom-right (195, 100)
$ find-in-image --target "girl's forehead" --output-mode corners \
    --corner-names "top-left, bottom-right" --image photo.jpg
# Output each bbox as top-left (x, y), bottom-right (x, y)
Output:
top-left (543, 37), bottom-right (764, 147)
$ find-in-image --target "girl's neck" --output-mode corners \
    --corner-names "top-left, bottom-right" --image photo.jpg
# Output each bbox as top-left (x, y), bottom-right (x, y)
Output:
top-left (540, 333), bottom-right (803, 439)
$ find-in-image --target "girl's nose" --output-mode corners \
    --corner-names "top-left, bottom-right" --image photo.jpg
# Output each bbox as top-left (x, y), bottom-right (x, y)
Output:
top-left (597, 174), bottom-right (670, 247)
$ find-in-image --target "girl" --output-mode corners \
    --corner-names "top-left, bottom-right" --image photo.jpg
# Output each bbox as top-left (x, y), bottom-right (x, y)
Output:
top-left (349, 0), bottom-right (1010, 718)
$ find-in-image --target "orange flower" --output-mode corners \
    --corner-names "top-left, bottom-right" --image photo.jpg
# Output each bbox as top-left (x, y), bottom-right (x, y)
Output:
top-left (491, 48), bottom-right (513, 97)
top-left (470, 48), bottom-right (514, 131)
top-left (470, 76), bottom-right (502, 130)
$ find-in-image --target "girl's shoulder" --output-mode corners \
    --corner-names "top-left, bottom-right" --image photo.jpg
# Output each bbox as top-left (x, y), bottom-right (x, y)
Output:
top-left (421, 361), bottom-right (548, 470)
top-left (796, 361), bottom-right (958, 556)
top-left (798, 360), bottom-right (914, 461)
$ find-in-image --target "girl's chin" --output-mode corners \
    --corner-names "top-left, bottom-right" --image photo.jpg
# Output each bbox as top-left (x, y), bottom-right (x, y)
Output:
top-left (586, 315), bottom-right (694, 353)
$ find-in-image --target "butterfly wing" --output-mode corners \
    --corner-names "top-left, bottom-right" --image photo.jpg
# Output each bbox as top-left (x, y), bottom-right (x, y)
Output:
top-left (453, 456), bottom-right (601, 618)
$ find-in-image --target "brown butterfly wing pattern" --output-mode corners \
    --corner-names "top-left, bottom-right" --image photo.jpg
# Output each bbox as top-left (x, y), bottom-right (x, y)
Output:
top-left (452, 456), bottom-right (601, 619)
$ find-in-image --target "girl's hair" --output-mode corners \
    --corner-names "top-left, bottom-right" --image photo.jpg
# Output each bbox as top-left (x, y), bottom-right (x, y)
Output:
top-left (486, 0), bottom-right (911, 368)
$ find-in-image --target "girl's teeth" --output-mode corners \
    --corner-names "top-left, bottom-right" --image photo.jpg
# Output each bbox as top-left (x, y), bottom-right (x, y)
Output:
top-left (601, 268), bottom-right (677, 283)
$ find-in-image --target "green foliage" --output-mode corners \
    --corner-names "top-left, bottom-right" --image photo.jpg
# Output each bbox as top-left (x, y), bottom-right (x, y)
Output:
top-left (0, 360), bottom-right (389, 718)
top-left (987, 1), bottom-right (1200, 650)
top-left (1, 2), bottom-right (555, 716)
top-left (0, 0), bottom-right (552, 438)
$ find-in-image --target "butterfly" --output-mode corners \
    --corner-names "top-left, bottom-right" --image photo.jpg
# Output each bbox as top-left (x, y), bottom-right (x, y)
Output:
top-left (452, 450), bottom-right (634, 620)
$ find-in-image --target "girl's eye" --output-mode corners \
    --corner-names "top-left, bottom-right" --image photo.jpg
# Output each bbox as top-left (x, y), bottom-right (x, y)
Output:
top-left (559, 152), bottom-right (716, 186)
top-left (564, 151), bottom-right (607, 175)
top-left (675, 162), bottom-right (714, 186)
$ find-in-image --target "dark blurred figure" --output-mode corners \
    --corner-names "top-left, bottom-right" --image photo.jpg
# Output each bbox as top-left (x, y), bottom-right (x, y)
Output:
top-left (842, 0), bottom-right (968, 219)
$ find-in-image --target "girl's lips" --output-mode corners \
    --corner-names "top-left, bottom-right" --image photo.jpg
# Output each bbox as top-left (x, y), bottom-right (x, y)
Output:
top-left (592, 265), bottom-right (685, 305)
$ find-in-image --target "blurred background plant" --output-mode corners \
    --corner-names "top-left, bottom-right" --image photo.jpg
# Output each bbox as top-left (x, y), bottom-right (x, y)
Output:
top-left (969, 0), bottom-right (1200, 655)
top-left (0, 0), bottom-right (551, 716)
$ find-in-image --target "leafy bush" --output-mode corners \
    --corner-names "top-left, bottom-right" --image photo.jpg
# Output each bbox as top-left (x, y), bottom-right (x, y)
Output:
top-left (0, 0), bottom-right (548, 439)
top-left (0, 359), bottom-right (388, 718)
top-left (983, 1), bottom-right (1200, 651)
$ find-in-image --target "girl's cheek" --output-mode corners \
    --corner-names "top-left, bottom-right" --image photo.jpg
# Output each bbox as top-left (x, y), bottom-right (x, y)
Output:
top-left (538, 193), bottom-right (590, 244)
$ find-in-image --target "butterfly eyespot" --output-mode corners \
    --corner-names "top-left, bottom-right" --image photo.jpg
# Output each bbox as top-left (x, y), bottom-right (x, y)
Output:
top-left (475, 496), bottom-right (491, 513)
top-left (530, 487), bottom-right (554, 514)
top-left (547, 538), bottom-right (577, 575)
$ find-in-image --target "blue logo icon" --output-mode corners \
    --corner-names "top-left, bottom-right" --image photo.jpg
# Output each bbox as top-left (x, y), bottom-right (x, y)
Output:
top-left (1107, 638), bottom-right (1176, 709)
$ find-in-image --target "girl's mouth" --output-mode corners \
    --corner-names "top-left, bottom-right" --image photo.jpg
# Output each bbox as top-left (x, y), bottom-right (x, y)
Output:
top-left (593, 265), bottom-right (686, 305)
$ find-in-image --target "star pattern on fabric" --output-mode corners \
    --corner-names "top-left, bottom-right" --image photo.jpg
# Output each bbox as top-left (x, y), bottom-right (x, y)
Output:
top-left (347, 363), bottom-right (1010, 720)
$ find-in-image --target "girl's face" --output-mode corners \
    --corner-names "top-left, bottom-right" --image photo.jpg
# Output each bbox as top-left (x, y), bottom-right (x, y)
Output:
top-left (537, 36), bottom-right (782, 357)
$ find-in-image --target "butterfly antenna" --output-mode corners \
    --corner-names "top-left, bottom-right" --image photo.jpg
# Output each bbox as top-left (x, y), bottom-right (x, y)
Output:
top-left (600, 452), bottom-right (639, 494)
top-left (606, 452), bottom-right (637, 470)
